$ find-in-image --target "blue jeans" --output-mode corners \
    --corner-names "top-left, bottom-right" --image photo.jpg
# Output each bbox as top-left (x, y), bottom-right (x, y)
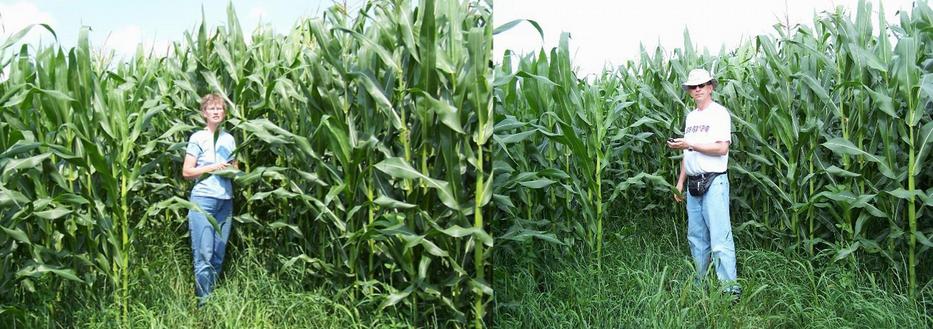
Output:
top-left (686, 174), bottom-right (738, 289)
top-left (188, 195), bottom-right (233, 302)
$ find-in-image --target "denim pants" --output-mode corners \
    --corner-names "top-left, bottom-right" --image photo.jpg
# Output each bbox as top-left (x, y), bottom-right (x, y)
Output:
top-left (188, 195), bottom-right (233, 301)
top-left (686, 174), bottom-right (738, 288)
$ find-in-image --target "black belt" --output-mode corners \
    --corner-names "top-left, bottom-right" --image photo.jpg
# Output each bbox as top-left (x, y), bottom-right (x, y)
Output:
top-left (686, 171), bottom-right (727, 181)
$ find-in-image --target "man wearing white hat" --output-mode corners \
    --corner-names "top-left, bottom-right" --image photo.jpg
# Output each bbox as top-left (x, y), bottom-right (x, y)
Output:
top-left (667, 68), bottom-right (741, 300)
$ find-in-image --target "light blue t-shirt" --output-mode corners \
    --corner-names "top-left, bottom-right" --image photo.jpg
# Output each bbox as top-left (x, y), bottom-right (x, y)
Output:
top-left (186, 129), bottom-right (236, 199)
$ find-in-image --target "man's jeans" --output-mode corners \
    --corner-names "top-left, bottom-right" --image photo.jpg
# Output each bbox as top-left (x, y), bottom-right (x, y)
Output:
top-left (685, 174), bottom-right (738, 288)
top-left (188, 195), bottom-right (233, 302)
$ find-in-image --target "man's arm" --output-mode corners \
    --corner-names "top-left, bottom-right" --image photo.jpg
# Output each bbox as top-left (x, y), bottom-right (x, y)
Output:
top-left (685, 140), bottom-right (730, 156)
top-left (675, 158), bottom-right (686, 202)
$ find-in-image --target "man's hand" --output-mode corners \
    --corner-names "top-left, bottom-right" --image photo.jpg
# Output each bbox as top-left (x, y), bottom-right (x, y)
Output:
top-left (667, 138), bottom-right (690, 150)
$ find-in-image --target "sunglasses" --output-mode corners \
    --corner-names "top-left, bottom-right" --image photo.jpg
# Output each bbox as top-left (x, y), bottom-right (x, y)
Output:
top-left (686, 82), bottom-right (710, 90)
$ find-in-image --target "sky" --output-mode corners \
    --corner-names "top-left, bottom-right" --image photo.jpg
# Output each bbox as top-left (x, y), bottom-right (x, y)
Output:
top-left (494, 0), bottom-right (921, 76)
top-left (0, 0), bottom-right (367, 57)
top-left (0, 0), bottom-right (923, 76)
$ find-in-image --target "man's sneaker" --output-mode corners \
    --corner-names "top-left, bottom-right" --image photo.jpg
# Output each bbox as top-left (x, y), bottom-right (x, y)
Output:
top-left (724, 286), bottom-right (742, 305)
top-left (196, 296), bottom-right (208, 308)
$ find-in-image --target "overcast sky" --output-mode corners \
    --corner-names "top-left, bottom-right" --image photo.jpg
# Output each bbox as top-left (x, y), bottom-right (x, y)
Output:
top-left (0, 0), bottom-right (923, 75)
top-left (494, 0), bottom-right (920, 76)
top-left (0, 0), bottom-right (366, 57)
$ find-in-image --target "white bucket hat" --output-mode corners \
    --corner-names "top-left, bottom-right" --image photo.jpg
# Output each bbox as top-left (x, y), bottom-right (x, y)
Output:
top-left (682, 69), bottom-right (717, 90)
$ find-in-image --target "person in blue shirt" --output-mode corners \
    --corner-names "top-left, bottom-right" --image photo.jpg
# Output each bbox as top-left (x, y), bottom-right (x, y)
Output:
top-left (182, 93), bottom-right (237, 306)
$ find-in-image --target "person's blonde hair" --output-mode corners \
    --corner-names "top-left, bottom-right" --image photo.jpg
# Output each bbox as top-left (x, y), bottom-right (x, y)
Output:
top-left (199, 93), bottom-right (226, 112)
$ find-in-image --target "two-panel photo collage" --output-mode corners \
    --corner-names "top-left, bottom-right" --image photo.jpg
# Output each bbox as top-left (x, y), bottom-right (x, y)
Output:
top-left (1, 0), bottom-right (931, 327)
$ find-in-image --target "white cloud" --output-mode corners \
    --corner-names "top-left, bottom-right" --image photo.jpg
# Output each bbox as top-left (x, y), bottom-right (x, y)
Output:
top-left (140, 38), bottom-right (173, 58)
top-left (0, 2), bottom-right (57, 46)
top-left (102, 24), bottom-right (142, 56)
top-left (249, 5), bottom-right (268, 20)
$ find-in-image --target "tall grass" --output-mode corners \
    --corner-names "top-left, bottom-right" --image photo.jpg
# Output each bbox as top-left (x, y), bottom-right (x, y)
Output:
top-left (494, 220), bottom-right (933, 328)
top-left (13, 231), bottom-right (413, 328)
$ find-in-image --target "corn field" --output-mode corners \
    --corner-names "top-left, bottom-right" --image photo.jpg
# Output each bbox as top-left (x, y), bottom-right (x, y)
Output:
top-left (493, 0), bottom-right (931, 299)
top-left (2, 0), bottom-right (932, 327)
top-left (1, 0), bottom-right (492, 327)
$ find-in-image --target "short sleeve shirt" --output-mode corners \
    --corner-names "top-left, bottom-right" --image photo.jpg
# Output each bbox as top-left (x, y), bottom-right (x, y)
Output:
top-left (186, 129), bottom-right (236, 199)
top-left (683, 101), bottom-right (732, 176)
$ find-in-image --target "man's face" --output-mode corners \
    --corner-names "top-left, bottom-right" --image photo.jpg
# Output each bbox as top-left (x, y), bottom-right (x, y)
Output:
top-left (202, 102), bottom-right (226, 125)
top-left (688, 81), bottom-right (711, 103)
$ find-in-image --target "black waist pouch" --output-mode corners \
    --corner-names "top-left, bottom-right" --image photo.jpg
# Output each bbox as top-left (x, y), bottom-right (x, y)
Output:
top-left (686, 171), bottom-right (726, 196)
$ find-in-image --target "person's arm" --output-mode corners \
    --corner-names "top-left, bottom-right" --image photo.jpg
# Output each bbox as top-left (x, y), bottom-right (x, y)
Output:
top-left (667, 138), bottom-right (688, 202)
top-left (182, 154), bottom-right (229, 180)
top-left (675, 158), bottom-right (686, 202)
top-left (685, 140), bottom-right (730, 156)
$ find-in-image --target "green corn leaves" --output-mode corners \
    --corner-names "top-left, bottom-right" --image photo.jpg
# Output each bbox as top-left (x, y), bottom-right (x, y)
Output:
top-left (0, 0), bottom-right (493, 326)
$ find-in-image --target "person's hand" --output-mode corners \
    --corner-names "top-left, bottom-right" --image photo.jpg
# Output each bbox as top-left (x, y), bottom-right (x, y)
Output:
top-left (667, 138), bottom-right (690, 150)
top-left (674, 182), bottom-right (684, 203)
top-left (212, 162), bottom-right (231, 172)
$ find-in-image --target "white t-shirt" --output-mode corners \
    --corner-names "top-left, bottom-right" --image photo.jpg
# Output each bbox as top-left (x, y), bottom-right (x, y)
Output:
top-left (683, 101), bottom-right (731, 176)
